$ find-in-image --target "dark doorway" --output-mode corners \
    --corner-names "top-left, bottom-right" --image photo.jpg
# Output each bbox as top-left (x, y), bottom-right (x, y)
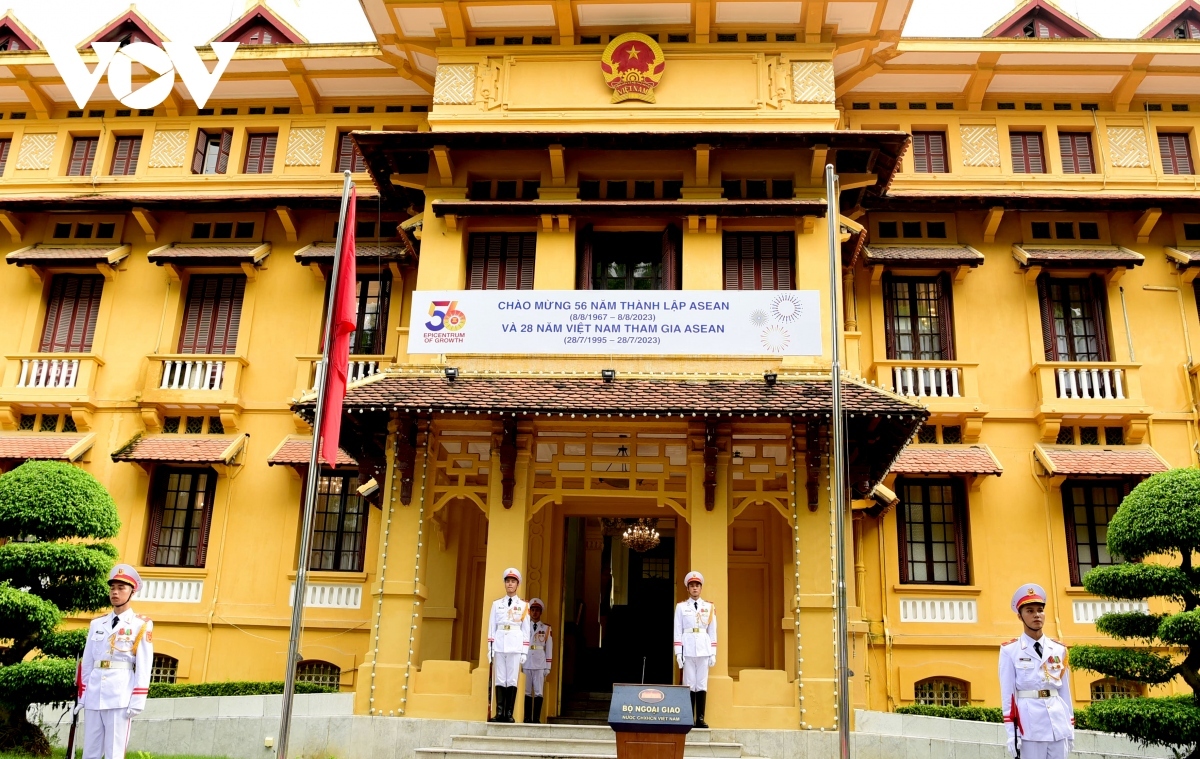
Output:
top-left (591, 232), bottom-right (664, 290)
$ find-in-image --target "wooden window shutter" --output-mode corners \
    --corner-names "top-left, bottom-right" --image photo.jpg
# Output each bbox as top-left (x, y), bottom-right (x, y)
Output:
top-left (215, 130), bottom-right (233, 174)
top-left (1062, 489), bottom-right (1082, 586)
top-left (937, 272), bottom-right (957, 361)
top-left (0, 138), bottom-right (10, 174)
top-left (1089, 274), bottom-right (1111, 362)
top-left (1160, 133), bottom-right (1194, 175)
top-left (261, 133), bottom-right (277, 172)
top-left (374, 274), bottom-right (392, 354)
top-left (953, 480), bottom-right (970, 585)
top-left (518, 233), bottom-right (536, 290)
top-left (912, 132), bottom-right (947, 173)
top-left (191, 129), bottom-right (209, 174)
top-left (41, 275), bottom-right (104, 353)
top-left (467, 234), bottom-right (487, 289)
top-left (110, 136), bottom-right (141, 176)
top-left (68, 137), bottom-right (97, 176)
top-left (882, 275), bottom-right (898, 360)
top-left (194, 471), bottom-right (216, 568)
top-left (1010, 132), bottom-right (1026, 172)
top-left (1036, 274), bottom-right (1060, 361)
top-left (1059, 133), bottom-right (1094, 174)
top-left (244, 133), bottom-right (277, 174)
top-left (179, 275), bottom-right (246, 354)
top-left (577, 225), bottom-right (593, 289)
top-left (337, 133), bottom-right (354, 172)
top-left (1011, 132), bottom-right (1045, 173)
top-left (760, 235), bottom-right (776, 290)
top-left (144, 468), bottom-right (167, 566)
top-left (722, 233), bottom-right (740, 290)
top-left (775, 233), bottom-right (794, 289)
top-left (894, 488), bottom-right (911, 583)
top-left (661, 224), bottom-right (680, 290)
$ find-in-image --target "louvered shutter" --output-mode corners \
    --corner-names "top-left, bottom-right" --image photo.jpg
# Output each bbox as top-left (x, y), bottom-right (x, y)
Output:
top-left (1037, 275), bottom-right (1060, 361)
top-left (261, 133), bottom-right (277, 173)
top-left (937, 272), bottom-right (956, 361)
top-left (191, 129), bottom-right (208, 174)
top-left (952, 481), bottom-right (970, 584)
top-left (1059, 133), bottom-right (1094, 174)
top-left (577, 225), bottom-right (593, 289)
top-left (0, 138), bottom-right (13, 173)
top-left (760, 235), bottom-right (777, 290)
top-left (1160, 133), bottom-right (1194, 175)
top-left (661, 224), bottom-right (680, 290)
top-left (337, 133), bottom-right (355, 173)
top-left (913, 133), bottom-right (928, 173)
top-left (740, 235), bottom-right (756, 290)
top-left (1010, 133), bottom-right (1026, 172)
top-left (373, 274), bottom-right (392, 353)
top-left (468, 234), bottom-right (487, 289)
top-left (215, 130), bottom-right (232, 174)
top-left (1089, 274), bottom-right (1111, 362)
top-left (467, 234), bottom-right (536, 290)
top-left (111, 136), bottom-right (141, 175)
top-left (1011, 132), bottom-right (1045, 173)
top-left (179, 275), bottom-right (246, 354)
top-left (912, 132), bottom-right (946, 174)
top-left (144, 472), bottom-right (167, 566)
top-left (774, 233), bottom-right (794, 289)
top-left (194, 470), bottom-right (215, 568)
top-left (882, 275), bottom-right (898, 359)
top-left (895, 488), bottom-right (911, 583)
top-left (40, 275), bottom-right (103, 353)
top-left (68, 137), bottom-right (96, 176)
top-left (518, 233), bottom-right (536, 289)
top-left (244, 134), bottom-right (263, 173)
top-left (722, 233), bottom-right (739, 290)
top-left (1062, 492), bottom-right (1081, 586)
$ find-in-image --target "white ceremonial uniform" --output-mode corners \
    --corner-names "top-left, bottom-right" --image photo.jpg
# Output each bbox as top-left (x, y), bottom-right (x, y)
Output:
top-left (524, 621), bottom-right (553, 697)
top-left (673, 597), bottom-right (717, 692)
top-left (1000, 633), bottom-right (1074, 759)
top-left (488, 595), bottom-right (531, 687)
top-left (81, 608), bottom-right (153, 759)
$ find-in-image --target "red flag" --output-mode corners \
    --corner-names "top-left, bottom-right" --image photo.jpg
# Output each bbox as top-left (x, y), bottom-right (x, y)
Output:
top-left (320, 187), bottom-right (357, 466)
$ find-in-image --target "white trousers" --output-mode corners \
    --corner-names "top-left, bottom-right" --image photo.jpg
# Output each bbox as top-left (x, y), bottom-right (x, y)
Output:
top-left (682, 657), bottom-right (710, 692)
top-left (494, 653), bottom-right (521, 687)
top-left (524, 668), bottom-right (547, 696)
top-left (1019, 739), bottom-right (1068, 759)
top-left (83, 708), bottom-right (131, 759)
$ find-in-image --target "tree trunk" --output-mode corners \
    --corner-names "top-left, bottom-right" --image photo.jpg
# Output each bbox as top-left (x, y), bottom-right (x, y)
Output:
top-left (0, 702), bottom-right (51, 756)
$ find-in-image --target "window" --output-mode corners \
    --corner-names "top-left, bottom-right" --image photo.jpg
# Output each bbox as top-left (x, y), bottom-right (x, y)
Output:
top-left (897, 479), bottom-right (969, 584)
top-left (1037, 275), bottom-right (1109, 362)
top-left (350, 274), bottom-right (391, 355)
top-left (49, 217), bottom-right (120, 241)
top-left (150, 654), bottom-right (178, 684)
top-left (874, 218), bottom-right (949, 240)
top-left (467, 233), bottom-right (535, 290)
top-left (109, 136), bottom-right (141, 176)
top-left (309, 473), bottom-right (368, 572)
top-left (295, 660), bottom-right (341, 689)
top-left (721, 178), bottom-right (794, 199)
top-left (883, 275), bottom-right (955, 361)
top-left (337, 132), bottom-right (367, 173)
top-left (191, 129), bottom-right (233, 175)
top-left (914, 678), bottom-right (968, 706)
top-left (190, 220), bottom-right (256, 240)
top-left (1030, 219), bottom-right (1100, 241)
top-left (1010, 131), bottom-right (1046, 173)
top-left (1091, 679), bottom-right (1141, 701)
top-left (67, 137), bottom-right (98, 176)
top-left (1159, 133), bottom-right (1194, 175)
top-left (179, 275), bottom-right (246, 355)
top-left (723, 233), bottom-right (794, 290)
top-left (594, 249), bottom-right (660, 289)
top-left (145, 468), bottom-right (216, 568)
top-left (912, 132), bottom-right (948, 173)
top-left (40, 275), bottom-right (104, 353)
top-left (1064, 481), bottom-right (1126, 585)
top-left (242, 133), bottom-right (277, 174)
top-left (1059, 133), bottom-right (1095, 174)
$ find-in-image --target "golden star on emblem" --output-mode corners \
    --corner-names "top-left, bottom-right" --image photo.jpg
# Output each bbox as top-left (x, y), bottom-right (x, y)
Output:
top-left (626, 45), bottom-right (642, 60)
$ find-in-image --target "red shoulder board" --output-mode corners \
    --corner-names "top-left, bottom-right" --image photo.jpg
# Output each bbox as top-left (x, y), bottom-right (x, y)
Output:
top-left (136, 614), bottom-right (151, 622)
top-left (1050, 638), bottom-right (1064, 646)
top-left (1001, 638), bottom-right (1018, 646)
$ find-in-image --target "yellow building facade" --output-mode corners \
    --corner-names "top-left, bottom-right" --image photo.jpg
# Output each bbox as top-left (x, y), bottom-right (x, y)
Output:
top-left (1, 0), bottom-right (1199, 734)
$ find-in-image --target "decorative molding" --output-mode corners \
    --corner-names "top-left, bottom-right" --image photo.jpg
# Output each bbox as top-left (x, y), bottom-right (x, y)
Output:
top-left (1107, 126), bottom-right (1151, 168)
top-left (290, 582), bottom-right (363, 609)
top-left (959, 125), bottom-right (1000, 168)
top-left (284, 127), bottom-right (326, 167)
top-left (433, 64), bottom-right (477, 105)
top-left (1073, 599), bottom-right (1147, 624)
top-left (899, 598), bottom-right (977, 623)
top-left (140, 578), bottom-right (204, 603)
top-left (15, 133), bottom-right (56, 170)
top-left (791, 61), bottom-right (835, 104)
top-left (147, 129), bottom-right (190, 168)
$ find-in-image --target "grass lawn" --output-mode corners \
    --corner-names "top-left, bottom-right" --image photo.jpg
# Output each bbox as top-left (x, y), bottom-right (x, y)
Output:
top-left (0, 751), bottom-right (232, 759)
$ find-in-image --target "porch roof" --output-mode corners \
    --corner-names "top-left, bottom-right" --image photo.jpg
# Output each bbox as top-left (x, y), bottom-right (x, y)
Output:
top-left (6, 243), bottom-right (130, 267)
top-left (111, 434), bottom-right (248, 465)
top-left (890, 445), bottom-right (1003, 476)
top-left (267, 434), bottom-right (357, 468)
top-left (1012, 244), bottom-right (1144, 269)
top-left (863, 244), bottom-right (984, 268)
top-left (1033, 445), bottom-right (1169, 476)
top-left (147, 243), bottom-right (272, 268)
top-left (0, 433), bottom-right (95, 462)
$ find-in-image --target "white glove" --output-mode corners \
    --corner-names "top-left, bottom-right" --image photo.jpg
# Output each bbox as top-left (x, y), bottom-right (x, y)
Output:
top-left (676, 654), bottom-right (684, 669)
top-left (487, 645), bottom-right (494, 663)
top-left (72, 702), bottom-right (83, 716)
top-left (709, 655), bottom-right (716, 667)
top-left (520, 654), bottom-right (527, 665)
top-left (127, 707), bottom-right (141, 719)
top-left (1005, 737), bottom-right (1017, 759)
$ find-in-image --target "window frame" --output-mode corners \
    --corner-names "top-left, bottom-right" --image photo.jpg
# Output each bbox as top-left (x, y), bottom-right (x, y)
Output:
top-left (350, 272), bottom-right (391, 355)
top-left (307, 471), bottom-right (369, 573)
top-left (178, 274), bottom-right (247, 355)
top-left (914, 677), bottom-right (969, 706)
top-left (40, 274), bottom-right (105, 353)
top-left (67, 136), bottom-right (99, 177)
top-left (896, 477), bottom-right (970, 585)
top-left (1159, 132), bottom-right (1195, 175)
top-left (1010, 131), bottom-right (1047, 174)
top-left (467, 232), bottom-right (536, 291)
top-left (722, 232), bottom-right (795, 291)
top-left (192, 128), bottom-right (233, 175)
top-left (109, 135), bottom-right (142, 176)
top-left (242, 132), bottom-right (277, 175)
top-left (1064, 479), bottom-right (1129, 586)
top-left (337, 132), bottom-right (367, 174)
top-left (1058, 132), bottom-right (1096, 174)
top-left (1037, 274), bottom-right (1110, 363)
top-left (911, 131), bottom-right (949, 174)
top-left (882, 273), bottom-right (956, 361)
top-left (144, 466), bottom-right (217, 569)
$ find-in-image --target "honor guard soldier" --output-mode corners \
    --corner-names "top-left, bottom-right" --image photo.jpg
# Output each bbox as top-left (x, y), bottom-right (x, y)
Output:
top-left (523, 598), bottom-right (553, 723)
top-left (80, 564), bottom-right (153, 759)
top-left (1000, 584), bottom-right (1074, 759)
top-left (487, 567), bottom-right (531, 723)
top-left (673, 571), bottom-right (717, 728)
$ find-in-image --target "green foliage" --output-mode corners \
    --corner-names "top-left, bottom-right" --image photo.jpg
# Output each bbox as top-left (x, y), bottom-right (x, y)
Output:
top-left (0, 584), bottom-right (61, 660)
top-left (1106, 468), bottom-right (1200, 562)
top-left (1083, 563), bottom-right (1194, 604)
top-left (0, 462), bottom-right (119, 542)
top-left (1083, 695), bottom-right (1200, 748)
top-left (147, 681), bottom-right (337, 699)
top-left (1070, 645), bottom-right (1178, 684)
top-left (1095, 611), bottom-right (1166, 641)
top-left (894, 705), bottom-right (1001, 722)
top-left (0, 658), bottom-right (76, 707)
top-left (0, 542), bottom-right (116, 614)
top-left (38, 629), bottom-right (87, 660)
top-left (1158, 609), bottom-right (1200, 647)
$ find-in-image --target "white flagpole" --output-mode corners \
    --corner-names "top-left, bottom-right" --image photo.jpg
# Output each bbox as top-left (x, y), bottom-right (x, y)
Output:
top-left (277, 171), bottom-right (354, 759)
top-left (826, 164), bottom-right (851, 759)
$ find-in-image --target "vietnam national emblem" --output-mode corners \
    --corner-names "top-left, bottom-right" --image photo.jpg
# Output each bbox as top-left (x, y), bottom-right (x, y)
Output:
top-left (601, 32), bottom-right (666, 103)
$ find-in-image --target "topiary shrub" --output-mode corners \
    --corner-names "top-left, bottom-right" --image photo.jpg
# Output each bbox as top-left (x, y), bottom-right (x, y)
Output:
top-left (1070, 468), bottom-right (1200, 758)
top-left (0, 461), bottom-right (119, 755)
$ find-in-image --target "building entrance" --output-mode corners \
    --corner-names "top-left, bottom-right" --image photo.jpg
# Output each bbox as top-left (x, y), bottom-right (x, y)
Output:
top-left (555, 516), bottom-right (677, 723)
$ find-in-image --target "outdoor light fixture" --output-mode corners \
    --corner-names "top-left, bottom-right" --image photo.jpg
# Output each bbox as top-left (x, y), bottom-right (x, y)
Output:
top-left (357, 477), bottom-right (380, 498)
top-left (764, 371), bottom-right (778, 386)
top-left (444, 367), bottom-right (459, 381)
top-left (601, 369), bottom-right (617, 382)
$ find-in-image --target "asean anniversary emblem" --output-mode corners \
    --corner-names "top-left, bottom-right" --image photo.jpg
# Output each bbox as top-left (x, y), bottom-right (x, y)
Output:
top-left (600, 32), bottom-right (666, 103)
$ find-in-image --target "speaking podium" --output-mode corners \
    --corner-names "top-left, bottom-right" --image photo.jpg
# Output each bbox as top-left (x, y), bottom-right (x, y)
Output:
top-left (607, 684), bottom-right (693, 759)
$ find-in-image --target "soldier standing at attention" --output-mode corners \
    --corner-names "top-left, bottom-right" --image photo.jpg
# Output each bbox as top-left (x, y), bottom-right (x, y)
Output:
top-left (80, 564), bottom-right (153, 759)
top-left (523, 598), bottom-right (553, 724)
top-left (487, 567), bottom-right (530, 723)
top-left (1000, 584), bottom-right (1074, 759)
top-left (673, 570), bottom-right (716, 728)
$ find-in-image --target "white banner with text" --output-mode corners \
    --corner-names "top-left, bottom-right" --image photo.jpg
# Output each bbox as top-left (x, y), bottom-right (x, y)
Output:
top-left (407, 290), bottom-right (823, 356)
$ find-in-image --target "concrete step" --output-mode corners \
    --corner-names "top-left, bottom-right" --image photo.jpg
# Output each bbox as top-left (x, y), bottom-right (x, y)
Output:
top-left (548, 717), bottom-right (609, 727)
top-left (481, 723), bottom-right (714, 742)
top-left (448, 736), bottom-right (744, 758)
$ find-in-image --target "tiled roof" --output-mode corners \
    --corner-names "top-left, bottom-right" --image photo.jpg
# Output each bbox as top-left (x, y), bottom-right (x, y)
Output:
top-left (147, 243), bottom-right (271, 266)
top-left (319, 374), bottom-right (926, 416)
top-left (1034, 445), bottom-right (1169, 476)
top-left (1012, 245), bottom-right (1144, 268)
top-left (267, 435), bottom-right (356, 467)
top-left (891, 445), bottom-right (1003, 475)
top-left (0, 434), bottom-right (94, 462)
top-left (6, 244), bottom-right (130, 266)
top-left (294, 241), bottom-right (412, 263)
top-left (1166, 247), bottom-right (1200, 267)
top-left (111, 434), bottom-right (248, 464)
top-left (864, 245), bottom-right (984, 267)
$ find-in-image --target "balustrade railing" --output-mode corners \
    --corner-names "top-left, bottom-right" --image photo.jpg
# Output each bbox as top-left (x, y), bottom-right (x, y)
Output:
top-left (1054, 366), bottom-right (1125, 400)
top-left (17, 358), bottom-right (80, 389)
top-left (160, 359), bottom-right (226, 391)
top-left (891, 365), bottom-right (962, 398)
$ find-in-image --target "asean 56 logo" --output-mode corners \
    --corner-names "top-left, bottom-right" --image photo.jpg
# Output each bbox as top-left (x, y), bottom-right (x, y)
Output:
top-left (426, 301), bottom-right (466, 332)
top-left (600, 32), bottom-right (666, 104)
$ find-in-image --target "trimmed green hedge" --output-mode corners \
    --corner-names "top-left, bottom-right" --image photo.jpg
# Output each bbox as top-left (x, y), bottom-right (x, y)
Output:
top-left (896, 704), bottom-right (1102, 731)
top-left (148, 681), bottom-right (337, 699)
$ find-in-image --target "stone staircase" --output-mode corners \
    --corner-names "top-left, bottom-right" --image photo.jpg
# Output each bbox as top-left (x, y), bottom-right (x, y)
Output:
top-left (548, 690), bottom-right (612, 726)
top-left (414, 723), bottom-right (769, 759)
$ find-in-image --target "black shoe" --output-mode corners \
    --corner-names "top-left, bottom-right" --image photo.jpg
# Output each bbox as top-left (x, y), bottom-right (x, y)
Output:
top-left (695, 691), bottom-right (708, 729)
top-left (523, 696), bottom-right (534, 723)
top-left (533, 696), bottom-right (543, 723)
top-left (490, 687), bottom-right (503, 722)
top-left (506, 686), bottom-right (518, 723)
